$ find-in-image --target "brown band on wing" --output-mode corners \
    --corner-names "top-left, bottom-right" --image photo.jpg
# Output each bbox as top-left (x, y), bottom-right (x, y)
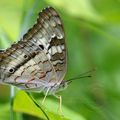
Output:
top-left (24, 68), bottom-right (53, 88)
top-left (20, 59), bottom-right (49, 78)
top-left (54, 62), bottom-right (64, 71)
top-left (39, 68), bottom-right (52, 79)
top-left (14, 76), bottom-right (21, 82)
top-left (51, 52), bottom-right (65, 61)
top-left (47, 37), bottom-right (64, 50)
top-left (6, 52), bottom-right (38, 78)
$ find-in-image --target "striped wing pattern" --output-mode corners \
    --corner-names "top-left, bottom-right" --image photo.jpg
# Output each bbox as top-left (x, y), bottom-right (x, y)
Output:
top-left (0, 7), bottom-right (66, 92)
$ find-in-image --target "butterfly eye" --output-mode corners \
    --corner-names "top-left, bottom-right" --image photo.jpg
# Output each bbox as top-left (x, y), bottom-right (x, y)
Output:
top-left (39, 44), bottom-right (44, 50)
top-left (24, 55), bottom-right (28, 59)
top-left (9, 68), bottom-right (14, 73)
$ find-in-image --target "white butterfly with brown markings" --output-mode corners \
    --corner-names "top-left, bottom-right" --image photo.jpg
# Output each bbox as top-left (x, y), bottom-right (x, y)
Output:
top-left (0, 7), bottom-right (69, 105)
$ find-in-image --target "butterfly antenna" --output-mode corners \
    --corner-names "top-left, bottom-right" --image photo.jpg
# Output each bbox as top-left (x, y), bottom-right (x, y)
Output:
top-left (67, 68), bottom-right (96, 82)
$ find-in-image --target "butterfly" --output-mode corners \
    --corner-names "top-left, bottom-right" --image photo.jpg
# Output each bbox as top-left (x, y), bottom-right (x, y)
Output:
top-left (0, 7), bottom-right (71, 109)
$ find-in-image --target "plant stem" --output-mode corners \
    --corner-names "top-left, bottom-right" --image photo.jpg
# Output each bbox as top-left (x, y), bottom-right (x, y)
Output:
top-left (10, 86), bottom-right (16, 120)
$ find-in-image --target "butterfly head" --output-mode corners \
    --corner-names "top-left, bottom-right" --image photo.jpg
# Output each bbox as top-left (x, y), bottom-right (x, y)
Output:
top-left (47, 80), bottom-right (71, 95)
top-left (57, 80), bottom-right (72, 92)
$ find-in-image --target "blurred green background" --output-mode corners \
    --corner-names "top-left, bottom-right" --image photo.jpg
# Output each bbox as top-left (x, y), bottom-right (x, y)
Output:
top-left (0, 0), bottom-right (120, 120)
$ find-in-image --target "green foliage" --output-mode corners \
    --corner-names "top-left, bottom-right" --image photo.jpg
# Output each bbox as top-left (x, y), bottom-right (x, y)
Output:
top-left (0, 103), bottom-right (10, 119)
top-left (0, 0), bottom-right (120, 120)
top-left (13, 91), bottom-right (85, 120)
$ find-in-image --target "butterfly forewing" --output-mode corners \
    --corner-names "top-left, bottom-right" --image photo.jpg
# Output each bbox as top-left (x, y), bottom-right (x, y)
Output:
top-left (0, 7), bottom-right (67, 91)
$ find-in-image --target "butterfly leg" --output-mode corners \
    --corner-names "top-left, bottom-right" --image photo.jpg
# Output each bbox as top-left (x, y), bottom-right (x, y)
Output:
top-left (55, 95), bottom-right (63, 115)
top-left (42, 88), bottom-right (50, 105)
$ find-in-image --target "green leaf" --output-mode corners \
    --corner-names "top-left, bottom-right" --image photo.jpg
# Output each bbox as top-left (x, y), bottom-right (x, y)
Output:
top-left (41, 98), bottom-right (86, 120)
top-left (13, 91), bottom-right (68, 120)
top-left (13, 91), bottom-right (86, 120)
